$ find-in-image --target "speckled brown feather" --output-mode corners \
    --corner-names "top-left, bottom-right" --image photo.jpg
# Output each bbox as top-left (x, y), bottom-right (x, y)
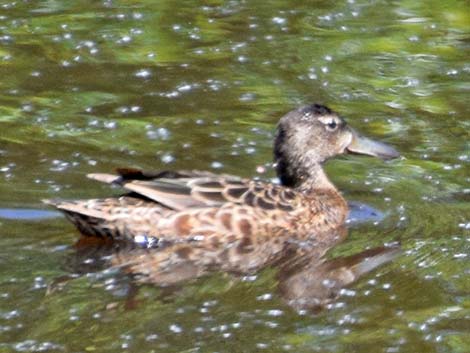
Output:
top-left (45, 170), bottom-right (347, 245)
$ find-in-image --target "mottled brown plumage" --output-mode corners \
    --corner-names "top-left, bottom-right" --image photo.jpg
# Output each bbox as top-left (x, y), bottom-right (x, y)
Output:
top-left (44, 104), bottom-right (398, 251)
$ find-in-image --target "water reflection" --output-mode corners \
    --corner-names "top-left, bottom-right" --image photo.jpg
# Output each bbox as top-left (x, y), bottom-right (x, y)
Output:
top-left (278, 243), bottom-right (400, 311)
top-left (56, 223), bottom-right (400, 313)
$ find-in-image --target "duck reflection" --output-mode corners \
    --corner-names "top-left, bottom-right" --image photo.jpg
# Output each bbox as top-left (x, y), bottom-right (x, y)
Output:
top-left (62, 226), bottom-right (399, 312)
top-left (277, 241), bottom-right (400, 311)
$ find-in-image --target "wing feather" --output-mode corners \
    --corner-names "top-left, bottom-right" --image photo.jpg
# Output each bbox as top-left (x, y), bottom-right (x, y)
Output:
top-left (86, 168), bottom-right (300, 212)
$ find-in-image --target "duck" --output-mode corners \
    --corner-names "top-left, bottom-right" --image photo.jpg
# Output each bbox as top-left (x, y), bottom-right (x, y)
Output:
top-left (44, 104), bottom-right (398, 253)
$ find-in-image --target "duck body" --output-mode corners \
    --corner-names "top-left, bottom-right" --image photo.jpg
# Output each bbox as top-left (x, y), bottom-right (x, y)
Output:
top-left (45, 104), bottom-right (398, 257)
top-left (47, 169), bottom-right (347, 247)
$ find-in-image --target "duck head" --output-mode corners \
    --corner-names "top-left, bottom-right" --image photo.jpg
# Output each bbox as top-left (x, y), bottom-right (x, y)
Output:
top-left (274, 104), bottom-right (399, 188)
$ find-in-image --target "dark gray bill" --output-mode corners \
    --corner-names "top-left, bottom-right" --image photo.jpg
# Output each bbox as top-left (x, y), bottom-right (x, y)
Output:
top-left (347, 129), bottom-right (399, 160)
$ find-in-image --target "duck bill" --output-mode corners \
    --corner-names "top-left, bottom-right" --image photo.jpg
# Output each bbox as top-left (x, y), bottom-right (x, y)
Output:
top-left (347, 129), bottom-right (399, 160)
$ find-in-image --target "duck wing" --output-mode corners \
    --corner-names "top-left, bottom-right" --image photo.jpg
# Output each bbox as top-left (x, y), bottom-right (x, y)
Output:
top-left (87, 167), bottom-right (299, 212)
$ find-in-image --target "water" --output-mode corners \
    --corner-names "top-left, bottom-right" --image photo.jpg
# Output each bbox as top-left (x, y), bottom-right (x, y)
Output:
top-left (0, 1), bottom-right (469, 352)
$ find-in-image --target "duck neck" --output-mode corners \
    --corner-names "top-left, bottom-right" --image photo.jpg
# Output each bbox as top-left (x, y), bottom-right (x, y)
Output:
top-left (297, 164), bottom-right (349, 227)
top-left (276, 153), bottom-right (337, 191)
top-left (277, 157), bottom-right (348, 224)
top-left (295, 163), bottom-right (337, 194)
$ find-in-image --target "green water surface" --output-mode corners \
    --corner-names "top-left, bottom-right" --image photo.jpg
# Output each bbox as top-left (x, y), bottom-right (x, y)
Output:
top-left (0, 0), bottom-right (469, 352)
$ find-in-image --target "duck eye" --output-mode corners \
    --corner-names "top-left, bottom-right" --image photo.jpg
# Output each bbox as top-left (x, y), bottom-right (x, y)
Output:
top-left (326, 120), bottom-right (337, 131)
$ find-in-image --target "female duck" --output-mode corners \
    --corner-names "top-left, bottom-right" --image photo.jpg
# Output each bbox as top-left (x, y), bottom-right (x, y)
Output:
top-left (45, 104), bottom-right (398, 247)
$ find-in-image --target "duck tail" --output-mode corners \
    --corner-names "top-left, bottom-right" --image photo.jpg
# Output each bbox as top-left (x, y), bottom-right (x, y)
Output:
top-left (42, 198), bottom-right (118, 239)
